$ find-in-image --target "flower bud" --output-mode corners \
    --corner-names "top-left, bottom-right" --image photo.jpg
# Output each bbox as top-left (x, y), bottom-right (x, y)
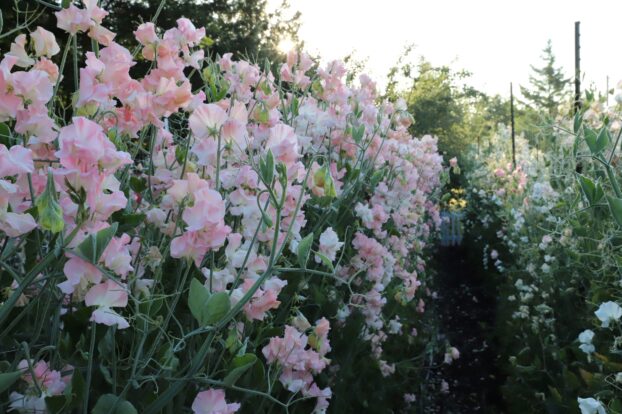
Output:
top-left (36, 170), bottom-right (64, 233)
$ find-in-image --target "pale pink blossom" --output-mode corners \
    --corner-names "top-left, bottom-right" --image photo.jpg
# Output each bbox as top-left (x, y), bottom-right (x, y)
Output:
top-left (0, 144), bottom-right (34, 176)
top-left (84, 279), bottom-right (129, 329)
top-left (134, 22), bottom-right (158, 45)
top-left (55, 4), bottom-right (91, 34)
top-left (31, 27), bottom-right (60, 57)
top-left (265, 124), bottom-right (300, 167)
top-left (189, 103), bottom-right (228, 138)
top-left (191, 389), bottom-right (240, 414)
top-left (6, 34), bottom-right (34, 68)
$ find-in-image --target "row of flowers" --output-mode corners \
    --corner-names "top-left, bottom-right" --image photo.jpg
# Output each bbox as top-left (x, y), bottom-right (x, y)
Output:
top-left (461, 103), bottom-right (622, 413)
top-left (0, 2), bottom-right (445, 412)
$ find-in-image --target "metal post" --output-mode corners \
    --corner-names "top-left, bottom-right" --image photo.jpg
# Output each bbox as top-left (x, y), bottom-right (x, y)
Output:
top-left (510, 82), bottom-right (516, 169)
top-left (575, 21), bottom-right (581, 113)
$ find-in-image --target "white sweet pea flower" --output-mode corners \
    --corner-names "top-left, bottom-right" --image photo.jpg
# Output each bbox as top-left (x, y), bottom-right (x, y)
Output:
top-left (578, 329), bottom-right (595, 354)
top-left (595, 301), bottom-right (622, 328)
top-left (577, 397), bottom-right (606, 414)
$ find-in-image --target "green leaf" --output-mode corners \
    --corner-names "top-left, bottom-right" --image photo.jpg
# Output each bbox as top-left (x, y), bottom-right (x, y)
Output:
top-left (297, 233), bottom-right (314, 269)
top-left (74, 223), bottom-right (118, 264)
top-left (595, 127), bottom-right (610, 153)
top-left (352, 124), bottom-right (365, 143)
top-left (203, 292), bottom-right (230, 325)
top-left (315, 251), bottom-right (335, 272)
top-left (0, 370), bottom-right (22, 393)
top-left (223, 353), bottom-right (257, 386)
top-left (0, 122), bottom-right (10, 147)
top-left (110, 211), bottom-right (146, 235)
top-left (188, 279), bottom-right (231, 326)
top-left (68, 369), bottom-right (85, 405)
top-left (577, 175), bottom-right (604, 205)
top-left (607, 195), bottom-right (622, 226)
top-left (188, 278), bottom-right (210, 325)
top-left (584, 127), bottom-right (598, 153)
top-left (92, 394), bottom-right (137, 414)
top-left (45, 395), bottom-right (69, 413)
top-left (573, 111), bottom-right (582, 134)
top-left (129, 176), bottom-right (147, 193)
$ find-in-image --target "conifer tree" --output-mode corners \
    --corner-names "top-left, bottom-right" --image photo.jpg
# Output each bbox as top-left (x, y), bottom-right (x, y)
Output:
top-left (520, 40), bottom-right (570, 117)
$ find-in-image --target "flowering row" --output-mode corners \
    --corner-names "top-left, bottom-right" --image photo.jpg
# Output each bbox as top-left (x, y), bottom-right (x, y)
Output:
top-left (462, 111), bottom-right (622, 413)
top-left (0, 2), bottom-right (444, 412)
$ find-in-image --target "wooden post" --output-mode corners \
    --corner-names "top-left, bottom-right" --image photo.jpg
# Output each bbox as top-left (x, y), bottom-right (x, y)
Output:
top-left (510, 82), bottom-right (516, 169)
top-left (574, 21), bottom-right (581, 113)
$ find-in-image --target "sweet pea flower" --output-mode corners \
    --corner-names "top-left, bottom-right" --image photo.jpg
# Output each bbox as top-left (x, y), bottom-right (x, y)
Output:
top-left (595, 301), bottom-right (622, 328)
top-left (315, 227), bottom-right (343, 263)
top-left (265, 124), bottom-right (300, 167)
top-left (84, 279), bottom-right (130, 329)
top-left (0, 144), bottom-right (34, 177)
top-left (134, 22), bottom-right (159, 45)
top-left (9, 360), bottom-right (72, 413)
top-left (31, 26), bottom-right (60, 57)
top-left (192, 389), bottom-right (240, 414)
top-left (577, 397), bottom-right (606, 414)
top-left (7, 34), bottom-right (34, 68)
top-left (578, 329), bottom-right (595, 354)
top-left (189, 103), bottom-right (228, 138)
top-left (0, 210), bottom-right (37, 237)
top-left (55, 4), bottom-right (91, 34)
top-left (58, 255), bottom-right (103, 295)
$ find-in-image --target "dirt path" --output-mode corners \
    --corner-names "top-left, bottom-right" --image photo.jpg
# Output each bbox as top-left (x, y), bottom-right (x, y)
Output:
top-left (432, 245), bottom-right (506, 413)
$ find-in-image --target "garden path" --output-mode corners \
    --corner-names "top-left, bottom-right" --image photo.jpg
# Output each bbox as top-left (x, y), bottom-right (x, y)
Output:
top-left (433, 245), bottom-right (506, 413)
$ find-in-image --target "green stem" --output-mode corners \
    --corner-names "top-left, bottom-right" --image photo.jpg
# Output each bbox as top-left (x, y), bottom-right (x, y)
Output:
top-left (83, 321), bottom-right (97, 414)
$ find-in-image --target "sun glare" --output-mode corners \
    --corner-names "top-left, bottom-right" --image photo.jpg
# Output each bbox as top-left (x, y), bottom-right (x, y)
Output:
top-left (278, 38), bottom-right (295, 54)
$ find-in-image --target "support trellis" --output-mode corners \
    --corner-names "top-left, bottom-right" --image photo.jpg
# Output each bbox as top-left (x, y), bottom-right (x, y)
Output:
top-left (440, 211), bottom-right (464, 246)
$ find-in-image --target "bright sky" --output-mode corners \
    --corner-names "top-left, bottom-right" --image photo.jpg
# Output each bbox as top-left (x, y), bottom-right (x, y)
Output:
top-left (269, 0), bottom-right (622, 98)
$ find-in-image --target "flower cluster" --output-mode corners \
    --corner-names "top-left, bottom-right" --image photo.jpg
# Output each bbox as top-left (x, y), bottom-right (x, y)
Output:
top-left (0, 3), bottom-right (444, 412)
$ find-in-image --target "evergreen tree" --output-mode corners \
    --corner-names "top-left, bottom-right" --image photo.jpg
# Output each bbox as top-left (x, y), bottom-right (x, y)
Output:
top-left (520, 40), bottom-right (570, 117)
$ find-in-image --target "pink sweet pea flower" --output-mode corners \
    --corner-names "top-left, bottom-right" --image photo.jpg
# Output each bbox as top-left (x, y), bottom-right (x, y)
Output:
top-left (6, 34), bottom-right (34, 68)
top-left (182, 187), bottom-right (226, 231)
top-left (100, 234), bottom-right (134, 278)
top-left (0, 144), bottom-right (34, 177)
top-left (265, 124), bottom-right (300, 167)
top-left (191, 389), bottom-right (240, 414)
top-left (12, 69), bottom-right (54, 105)
top-left (189, 103), bottom-right (228, 139)
top-left (55, 4), bottom-right (91, 34)
top-left (84, 279), bottom-right (130, 329)
top-left (134, 22), bottom-right (158, 45)
top-left (0, 211), bottom-right (37, 237)
top-left (31, 27), bottom-right (60, 58)
top-left (88, 24), bottom-right (116, 46)
top-left (59, 255), bottom-right (103, 295)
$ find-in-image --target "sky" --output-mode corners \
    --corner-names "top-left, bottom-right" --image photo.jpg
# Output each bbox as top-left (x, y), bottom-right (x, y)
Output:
top-left (268, 0), bottom-right (622, 98)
